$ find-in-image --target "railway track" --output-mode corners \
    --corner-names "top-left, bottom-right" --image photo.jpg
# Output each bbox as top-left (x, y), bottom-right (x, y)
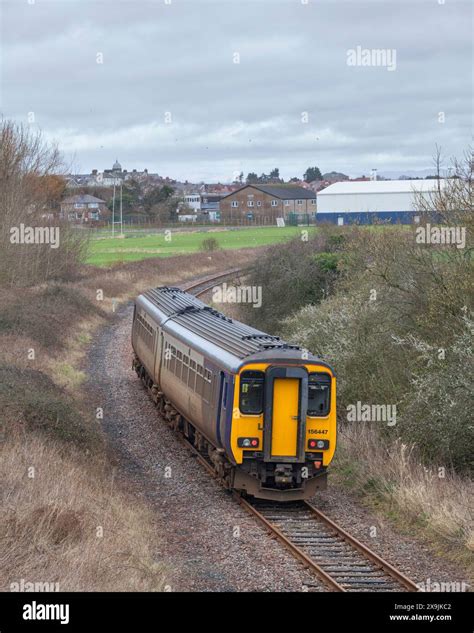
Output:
top-left (236, 497), bottom-right (419, 592)
top-left (180, 267), bottom-right (243, 297)
top-left (160, 269), bottom-right (419, 593)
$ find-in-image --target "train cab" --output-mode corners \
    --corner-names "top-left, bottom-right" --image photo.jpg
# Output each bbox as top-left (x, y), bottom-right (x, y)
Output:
top-left (226, 352), bottom-right (336, 501)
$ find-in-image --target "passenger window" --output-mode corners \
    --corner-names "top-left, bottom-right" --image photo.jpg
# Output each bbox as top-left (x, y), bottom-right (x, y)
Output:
top-left (240, 371), bottom-right (264, 414)
top-left (188, 368), bottom-right (196, 390)
top-left (307, 373), bottom-right (331, 416)
top-left (195, 366), bottom-right (204, 394)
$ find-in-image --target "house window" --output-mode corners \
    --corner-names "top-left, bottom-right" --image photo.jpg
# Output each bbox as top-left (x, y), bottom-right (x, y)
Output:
top-left (297, 200), bottom-right (303, 205)
top-left (231, 201), bottom-right (238, 208)
top-left (311, 199), bottom-right (316, 205)
top-left (284, 200), bottom-right (290, 206)
top-left (89, 212), bottom-right (99, 220)
top-left (271, 200), bottom-right (278, 207)
top-left (88, 203), bottom-right (99, 208)
top-left (74, 203), bottom-right (85, 209)
top-left (256, 201), bottom-right (261, 207)
top-left (247, 201), bottom-right (254, 207)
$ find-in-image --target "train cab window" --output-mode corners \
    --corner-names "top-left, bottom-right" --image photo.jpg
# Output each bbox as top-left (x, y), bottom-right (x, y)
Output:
top-left (240, 371), bottom-right (264, 415)
top-left (307, 373), bottom-right (331, 416)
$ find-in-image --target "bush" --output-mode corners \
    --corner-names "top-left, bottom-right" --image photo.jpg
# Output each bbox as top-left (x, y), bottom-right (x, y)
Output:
top-left (200, 236), bottom-right (220, 252)
top-left (239, 227), bottom-right (346, 332)
top-left (0, 365), bottom-right (101, 450)
top-left (281, 294), bottom-right (473, 472)
top-left (278, 220), bottom-right (473, 472)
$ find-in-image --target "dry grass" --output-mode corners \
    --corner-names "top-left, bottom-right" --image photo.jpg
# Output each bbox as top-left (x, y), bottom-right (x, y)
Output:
top-left (334, 423), bottom-right (474, 570)
top-left (0, 248), bottom-right (261, 591)
top-left (1, 433), bottom-right (167, 591)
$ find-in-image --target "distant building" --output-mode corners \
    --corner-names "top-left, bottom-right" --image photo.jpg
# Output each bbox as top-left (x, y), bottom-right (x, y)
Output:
top-left (316, 179), bottom-right (446, 225)
top-left (183, 193), bottom-right (201, 212)
top-left (66, 160), bottom-right (161, 190)
top-left (200, 193), bottom-right (224, 221)
top-left (322, 172), bottom-right (349, 183)
top-left (219, 184), bottom-right (316, 222)
top-left (60, 194), bottom-right (108, 223)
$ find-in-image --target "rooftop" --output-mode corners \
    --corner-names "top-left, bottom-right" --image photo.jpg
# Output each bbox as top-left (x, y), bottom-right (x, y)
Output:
top-left (62, 194), bottom-right (106, 204)
top-left (317, 179), bottom-right (447, 196)
top-left (222, 184), bottom-right (316, 200)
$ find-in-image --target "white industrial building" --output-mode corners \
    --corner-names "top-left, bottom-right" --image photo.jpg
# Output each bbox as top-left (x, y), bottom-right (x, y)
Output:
top-left (316, 179), bottom-right (446, 225)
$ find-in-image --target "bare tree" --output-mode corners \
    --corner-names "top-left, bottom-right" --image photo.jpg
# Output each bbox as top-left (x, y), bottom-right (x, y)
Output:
top-left (0, 120), bottom-right (88, 286)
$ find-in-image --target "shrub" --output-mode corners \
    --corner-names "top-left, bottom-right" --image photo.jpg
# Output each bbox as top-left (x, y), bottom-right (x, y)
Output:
top-left (0, 365), bottom-right (101, 451)
top-left (240, 227), bottom-right (346, 332)
top-left (200, 236), bottom-right (220, 252)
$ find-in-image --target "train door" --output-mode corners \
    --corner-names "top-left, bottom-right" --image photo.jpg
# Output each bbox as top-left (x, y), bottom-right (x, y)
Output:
top-left (154, 330), bottom-right (164, 384)
top-left (216, 371), bottom-right (226, 447)
top-left (263, 366), bottom-right (308, 463)
top-left (271, 378), bottom-right (299, 457)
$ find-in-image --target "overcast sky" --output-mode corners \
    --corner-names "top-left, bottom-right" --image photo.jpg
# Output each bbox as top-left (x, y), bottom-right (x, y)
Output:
top-left (0, 0), bottom-right (472, 182)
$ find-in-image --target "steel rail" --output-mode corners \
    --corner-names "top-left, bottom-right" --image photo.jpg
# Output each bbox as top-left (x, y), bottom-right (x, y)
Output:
top-left (180, 267), bottom-right (243, 295)
top-left (234, 496), bottom-right (418, 592)
top-left (234, 494), bottom-right (345, 591)
top-left (303, 502), bottom-right (419, 591)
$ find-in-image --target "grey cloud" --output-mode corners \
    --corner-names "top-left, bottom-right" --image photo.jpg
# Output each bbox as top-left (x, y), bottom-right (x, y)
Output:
top-left (1, 0), bottom-right (471, 180)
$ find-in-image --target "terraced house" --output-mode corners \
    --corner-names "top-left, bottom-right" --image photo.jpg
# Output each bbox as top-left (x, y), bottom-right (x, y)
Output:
top-left (219, 184), bottom-right (317, 222)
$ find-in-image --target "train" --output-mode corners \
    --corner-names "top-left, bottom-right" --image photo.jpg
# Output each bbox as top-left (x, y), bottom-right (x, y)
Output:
top-left (132, 285), bottom-right (337, 501)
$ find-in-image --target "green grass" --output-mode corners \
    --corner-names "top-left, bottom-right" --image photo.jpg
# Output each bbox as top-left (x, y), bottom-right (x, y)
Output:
top-left (86, 226), bottom-right (316, 266)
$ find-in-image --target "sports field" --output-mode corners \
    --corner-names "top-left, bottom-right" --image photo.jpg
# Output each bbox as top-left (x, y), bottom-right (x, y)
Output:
top-left (86, 226), bottom-right (316, 266)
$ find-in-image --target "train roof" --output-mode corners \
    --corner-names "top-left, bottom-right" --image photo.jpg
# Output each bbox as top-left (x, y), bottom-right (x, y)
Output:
top-left (138, 286), bottom-right (333, 373)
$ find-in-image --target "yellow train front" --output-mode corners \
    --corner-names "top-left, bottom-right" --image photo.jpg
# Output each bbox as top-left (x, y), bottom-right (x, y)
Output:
top-left (132, 286), bottom-right (337, 501)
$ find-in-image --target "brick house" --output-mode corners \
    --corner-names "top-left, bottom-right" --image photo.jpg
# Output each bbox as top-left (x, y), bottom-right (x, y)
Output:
top-left (60, 194), bottom-right (108, 223)
top-left (219, 184), bottom-right (317, 222)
